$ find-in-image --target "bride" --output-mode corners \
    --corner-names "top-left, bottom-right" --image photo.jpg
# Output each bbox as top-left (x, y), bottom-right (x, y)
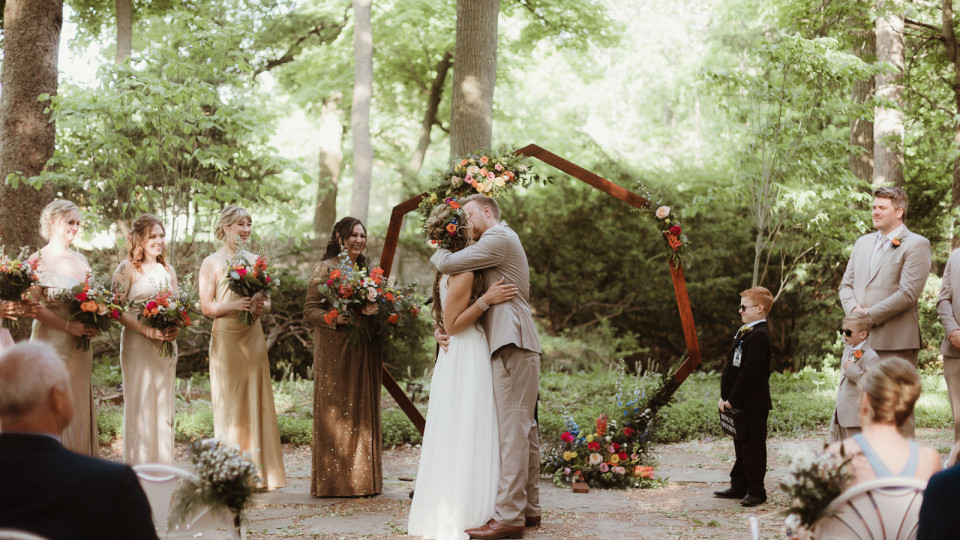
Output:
top-left (408, 200), bottom-right (518, 540)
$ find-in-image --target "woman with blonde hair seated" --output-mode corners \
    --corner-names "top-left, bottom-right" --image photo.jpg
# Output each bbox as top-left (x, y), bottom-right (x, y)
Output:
top-left (830, 358), bottom-right (941, 484)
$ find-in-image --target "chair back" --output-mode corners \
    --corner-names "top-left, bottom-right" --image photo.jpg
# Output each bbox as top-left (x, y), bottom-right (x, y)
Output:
top-left (133, 463), bottom-right (235, 539)
top-left (0, 531), bottom-right (50, 540)
top-left (810, 477), bottom-right (927, 540)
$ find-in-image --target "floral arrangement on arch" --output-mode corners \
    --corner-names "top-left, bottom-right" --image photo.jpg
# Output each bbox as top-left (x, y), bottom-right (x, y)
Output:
top-left (541, 362), bottom-right (683, 489)
top-left (637, 184), bottom-right (689, 266)
top-left (418, 147), bottom-right (541, 219)
top-left (316, 250), bottom-right (422, 343)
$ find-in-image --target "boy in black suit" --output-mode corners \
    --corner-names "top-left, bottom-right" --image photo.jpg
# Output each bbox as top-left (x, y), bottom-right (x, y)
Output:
top-left (714, 286), bottom-right (774, 507)
top-left (0, 342), bottom-right (158, 540)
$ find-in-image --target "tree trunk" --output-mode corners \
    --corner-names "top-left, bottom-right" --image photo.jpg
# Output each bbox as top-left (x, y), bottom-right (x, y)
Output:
top-left (405, 50), bottom-right (454, 193)
top-left (315, 96), bottom-right (344, 245)
top-left (449, 0), bottom-right (499, 161)
top-left (115, 0), bottom-right (132, 63)
top-left (0, 0), bottom-right (60, 254)
top-left (942, 0), bottom-right (960, 248)
top-left (873, 0), bottom-right (905, 186)
top-left (348, 0), bottom-right (373, 224)
top-left (850, 30), bottom-right (875, 183)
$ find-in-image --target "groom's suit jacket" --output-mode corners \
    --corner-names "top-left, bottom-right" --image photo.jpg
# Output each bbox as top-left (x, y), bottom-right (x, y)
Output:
top-left (937, 248), bottom-right (960, 356)
top-left (835, 342), bottom-right (880, 427)
top-left (838, 226), bottom-right (931, 351)
top-left (431, 222), bottom-right (541, 355)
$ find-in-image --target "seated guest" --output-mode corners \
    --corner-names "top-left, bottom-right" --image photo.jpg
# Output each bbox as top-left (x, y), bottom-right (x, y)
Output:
top-left (0, 342), bottom-right (158, 540)
top-left (829, 358), bottom-right (940, 485)
top-left (918, 443), bottom-right (960, 539)
top-left (829, 312), bottom-right (880, 443)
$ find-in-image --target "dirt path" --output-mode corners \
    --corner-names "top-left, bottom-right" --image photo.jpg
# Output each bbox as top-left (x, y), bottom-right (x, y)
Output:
top-left (107, 427), bottom-right (954, 539)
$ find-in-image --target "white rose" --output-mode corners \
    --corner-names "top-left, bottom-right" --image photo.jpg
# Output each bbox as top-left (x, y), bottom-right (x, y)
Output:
top-left (367, 287), bottom-right (378, 301)
top-left (655, 206), bottom-right (670, 219)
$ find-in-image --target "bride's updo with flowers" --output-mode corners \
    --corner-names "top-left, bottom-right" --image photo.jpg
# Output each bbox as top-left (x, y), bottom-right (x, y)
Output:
top-left (424, 198), bottom-right (483, 331)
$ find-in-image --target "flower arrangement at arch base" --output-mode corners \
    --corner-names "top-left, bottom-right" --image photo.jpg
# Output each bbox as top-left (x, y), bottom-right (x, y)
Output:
top-left (418, 147), bottom-right (542, 218)
top-left (541, 362), bottom-right (683, 489)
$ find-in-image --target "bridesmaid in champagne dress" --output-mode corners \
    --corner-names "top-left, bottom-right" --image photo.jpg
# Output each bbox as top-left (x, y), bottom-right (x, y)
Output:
top-left (30, 199), bottom-right (101, 456)
top-left (112, 214), bottom-right (180, 465)
top-left (303, 217), bottom-right (384, 496)
top-left (198, 205), bottom-right (286, 490)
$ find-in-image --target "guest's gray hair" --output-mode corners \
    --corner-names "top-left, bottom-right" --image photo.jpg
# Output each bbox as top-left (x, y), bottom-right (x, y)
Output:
top-left (0, 342), bottom-right (69, 419)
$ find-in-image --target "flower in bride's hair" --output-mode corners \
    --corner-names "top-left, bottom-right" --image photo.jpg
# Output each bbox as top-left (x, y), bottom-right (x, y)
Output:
top-left (655, 206), bottom-right (671, 219)
top-left (451, 176), bottom-right (463, 188)
top-left (446, 198), bottom-right (461, 210)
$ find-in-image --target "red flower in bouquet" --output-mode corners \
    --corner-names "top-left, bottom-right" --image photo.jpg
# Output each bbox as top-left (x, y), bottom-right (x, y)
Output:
top-left (54, 274), bottom-right (124, 351)
top-left (224, 248), bottom-right (276, 326)
top-left (623, 427), bottom-right (636, 438)
top-left (369, 267), bottom-right (384, 284)
top-left (561, 432), bottom-right (575, 443)
top-left (587, 441), bottom-right (601, 452)
top-left (323, 309), bottom-right (339, 325)
top-left (137, 287), bottom-right (194, 357)
top-left (618, 451), bottom-right (629, 461)
top-left (669, 225), bottom-right (681, 236)
top-left (388, 313), bottom-right (399, 324)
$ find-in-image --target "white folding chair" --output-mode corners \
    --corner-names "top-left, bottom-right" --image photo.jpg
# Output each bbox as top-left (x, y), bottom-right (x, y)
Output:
top-left (133, 463), bottom-right (240, 539)
top-left (0, 530), bottom-right (50, 540)
top-left (810, 477), bottom-right (927, 540)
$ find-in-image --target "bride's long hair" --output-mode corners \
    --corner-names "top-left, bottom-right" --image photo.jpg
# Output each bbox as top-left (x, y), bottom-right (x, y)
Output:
top-left (424, 203), bottom-right (484, 333)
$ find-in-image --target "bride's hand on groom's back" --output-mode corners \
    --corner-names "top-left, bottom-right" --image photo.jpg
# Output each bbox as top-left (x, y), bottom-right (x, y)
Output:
top-left (482, 277), bottom-right (518, 306)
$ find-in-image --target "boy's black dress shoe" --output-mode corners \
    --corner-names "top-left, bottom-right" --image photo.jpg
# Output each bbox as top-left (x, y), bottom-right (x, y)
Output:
top-left (740, 494), bottom-right (766, 507)
top-left (712, 488), bottom-right (746, 499)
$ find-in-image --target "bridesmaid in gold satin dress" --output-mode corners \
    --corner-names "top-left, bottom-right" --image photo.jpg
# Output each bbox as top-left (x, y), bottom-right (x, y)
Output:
top-left (112, 214), bottom-right (180, 465)
top-left (198, 205), bottom-right (286, 490)
top-left (29, 199), bottom-right (101, 456)
top-left (304, 217), bottom-right (384, 496)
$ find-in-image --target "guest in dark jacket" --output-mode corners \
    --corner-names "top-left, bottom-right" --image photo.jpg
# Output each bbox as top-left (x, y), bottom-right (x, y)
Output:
top-left (918, 445), bottom-right (960, 540)
top-left (0, 342), bottom-right (158, 540)
top-left (714, 286), bottom-right (774, 508)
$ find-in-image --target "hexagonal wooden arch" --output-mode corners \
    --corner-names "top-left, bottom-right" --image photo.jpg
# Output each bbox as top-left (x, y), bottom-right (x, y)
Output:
top-left (378, 144), bottom-right (702, 434)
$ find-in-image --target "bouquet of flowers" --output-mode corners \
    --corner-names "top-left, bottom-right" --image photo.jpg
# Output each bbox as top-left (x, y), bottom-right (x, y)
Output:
top-left (316, 250), bottom-right (423, 342)
top-left (135, 286), bottom-right (193, 357)
top-left (780, 447), bottom-right (853, 537)
top-left (52, 274), bottom-right (123, 351)
top-left (0, 246), bottom-right (41, 329)
top-left (168, 438), bottom-right (259, 537)
top-left (224, 249), bottom-right (275, 326)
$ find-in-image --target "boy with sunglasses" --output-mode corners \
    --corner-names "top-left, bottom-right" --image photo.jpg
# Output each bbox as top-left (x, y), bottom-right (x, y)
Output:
top-left (829, 312), bottom-right (880, 443)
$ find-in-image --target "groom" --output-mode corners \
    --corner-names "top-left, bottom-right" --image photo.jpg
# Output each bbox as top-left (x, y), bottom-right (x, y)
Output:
top-left (432, 193), bottom-right (542, 539)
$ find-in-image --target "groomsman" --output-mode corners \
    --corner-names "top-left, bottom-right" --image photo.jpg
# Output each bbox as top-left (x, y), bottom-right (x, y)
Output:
top-left (937, 248), bottom-right (960, 442)
top-left (839, 186), bottom-right (931, 437)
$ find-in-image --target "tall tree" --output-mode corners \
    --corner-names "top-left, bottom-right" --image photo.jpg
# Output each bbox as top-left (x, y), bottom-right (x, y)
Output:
top-left (449, 0), bottom-right (499, 160)
top-left (850, 31), bottom-right (875, 183)
top-left (315, 95), bottom-right (344, 241)
top-left (0, 0), bottom-right (60, 252)
top-left (349, 0), bottom-right (373, 224)
top-left (874, 0), bottom-right (905, 186)
top-left (115, 0), bottom-right (132, 62)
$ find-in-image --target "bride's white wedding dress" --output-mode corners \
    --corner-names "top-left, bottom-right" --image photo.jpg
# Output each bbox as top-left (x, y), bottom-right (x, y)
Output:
top-left (407, 275), bottom-right (500, 540)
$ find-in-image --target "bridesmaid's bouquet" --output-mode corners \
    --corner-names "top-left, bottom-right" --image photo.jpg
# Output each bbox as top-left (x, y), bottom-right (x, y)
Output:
top-left (135, 287), bottom-right (193, 357)
top-left (224, 250), bottom-right (275, 326)
top-left (780, 447), bottom-right (854, 535)
top-left (55, 274), bottom-right (124, 351)
top-left (0, 246), bottom-right (41, 329)
top-left (317, 250), bottom-right (422, 342)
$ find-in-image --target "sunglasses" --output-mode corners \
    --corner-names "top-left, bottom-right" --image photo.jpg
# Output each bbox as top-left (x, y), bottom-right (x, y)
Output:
top-left (840, 328), bottom-right (855, 337)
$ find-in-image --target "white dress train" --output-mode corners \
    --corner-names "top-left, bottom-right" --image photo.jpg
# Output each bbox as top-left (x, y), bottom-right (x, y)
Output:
top-left (407, 276), bottom-right (500, 540)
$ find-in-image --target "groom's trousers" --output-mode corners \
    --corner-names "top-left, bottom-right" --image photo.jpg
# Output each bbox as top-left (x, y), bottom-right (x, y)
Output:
top-left (491, 344), bottom-right (541, 527)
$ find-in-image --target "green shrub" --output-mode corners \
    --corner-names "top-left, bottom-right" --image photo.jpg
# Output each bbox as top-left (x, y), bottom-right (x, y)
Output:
top-left (382, 407), bottom-right (422, 447)
top-left (92, 357), bottom-right (122, 389)
top-left (97, 403), bottom-right (123, 445)
top-left (175, 400), bottom-right (215, 442)
top-left (277, 415), bottom-right (313, 445)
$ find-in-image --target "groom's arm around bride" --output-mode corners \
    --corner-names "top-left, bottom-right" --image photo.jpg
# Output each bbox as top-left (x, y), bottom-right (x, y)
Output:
top-left (430, 194), bottom-right (544, 537)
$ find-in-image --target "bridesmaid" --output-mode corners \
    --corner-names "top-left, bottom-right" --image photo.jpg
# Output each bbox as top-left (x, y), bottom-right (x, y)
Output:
top-left (112, 214), bottom-right (179, 465)
top-left (304, 217), bottom-right (383, 497)
top-left (198, 205), bottom-right (286, 490)
top-left (29, 199), bottom-right (100, 456)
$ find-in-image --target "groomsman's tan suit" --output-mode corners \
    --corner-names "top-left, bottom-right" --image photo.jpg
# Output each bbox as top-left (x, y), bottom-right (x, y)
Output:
top-left (839, 225), bottom-right (931, 436)
top-left (432, 221), bottom-right (542, 530)
top-left (936, 248), bottom-right (960, 442)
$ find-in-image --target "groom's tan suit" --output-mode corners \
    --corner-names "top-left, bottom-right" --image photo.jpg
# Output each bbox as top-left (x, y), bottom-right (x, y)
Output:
top-left (432, 222), bottom-right (542, 528)
top-left (839, 225), bottom-right (931, 436)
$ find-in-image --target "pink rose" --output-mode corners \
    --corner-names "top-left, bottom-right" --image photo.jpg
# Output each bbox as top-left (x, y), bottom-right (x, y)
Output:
top-left (366, 287), bottom-right (378, 302)
top-left (561, 431), bottom-right (575, 443)
top-left (146, 301), bottom-right (158, 310)
top-left (599, 463), bottom-right (609, 472)
top-left (487, 171), bottom-right (496, 179)
top-left (265, 276), bottom-right (271, 283)
top-left (237, 267), bottom-right (247, 276)
top-left (563, 467), bottom-right (571, 475)
top-left (495, 163), bottom-right (503, 171)
top-left (327, 279), bottom-right (334, 286)
top-left (655, 206), bottom-right (670, 219)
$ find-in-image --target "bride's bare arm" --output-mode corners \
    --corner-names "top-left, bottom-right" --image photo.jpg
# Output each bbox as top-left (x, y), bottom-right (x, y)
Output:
top-left (443, 274), bottom-right (517, 336)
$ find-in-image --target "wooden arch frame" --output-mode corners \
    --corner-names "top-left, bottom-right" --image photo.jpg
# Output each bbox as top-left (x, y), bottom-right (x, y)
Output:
top-left (378, 144), bottom-right (703, 434)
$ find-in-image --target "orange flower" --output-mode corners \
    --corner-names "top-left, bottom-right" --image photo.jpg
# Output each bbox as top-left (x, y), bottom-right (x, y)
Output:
top-left (446, 223), bottom-right (457, 234)
top-left (664, 231), bottom-right (683, 251)
top-left (480, 156), bottom-right (489, 164)
top-left (596, 414), bottom-right (608, 437)
top-left (459, 158), bottom-right (468, 167)
top-left (80, 301), bottom-right (99, 313)
top-left (330, 269), bottom-right (341, 280)
top-left (384, 292), bottom-right (395, 302)
top-left (324, 309), bottom-right (339, 325)
top-left (369, 267), bottom-right (384, 284)
top-left (448, 199), bottom-right (461, 210)
top-left (388, 313), bottom-right (399, 324)
top-left (853, 349), bottom-right (863, 359)
top-left (891, 237), bottom-right (901, 247)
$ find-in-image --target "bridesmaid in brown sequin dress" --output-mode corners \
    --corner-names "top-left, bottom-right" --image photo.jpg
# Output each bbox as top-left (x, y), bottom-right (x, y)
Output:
top-left (29, 200), bottom-right (101, 456)
top-left (199, 206), bottom-right (286, 490)
top-left (304, 217), bottom-right (383, 497)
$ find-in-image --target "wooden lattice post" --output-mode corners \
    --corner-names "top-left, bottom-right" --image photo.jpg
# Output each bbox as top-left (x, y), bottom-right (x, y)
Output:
top-left (378, 144), bottom-right (703, 434)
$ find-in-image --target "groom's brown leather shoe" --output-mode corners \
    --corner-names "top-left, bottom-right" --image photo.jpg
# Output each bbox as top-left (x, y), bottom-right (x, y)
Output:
top-left (465, 519), bottom-right (524, 539)
top-left (524, 515), bottom-right (541, 527)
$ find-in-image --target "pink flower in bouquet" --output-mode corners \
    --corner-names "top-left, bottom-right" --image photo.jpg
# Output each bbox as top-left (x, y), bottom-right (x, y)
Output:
top-left (608, 444), bottom-right (617, 454)
top-left (669, 225), bottom-right (682, 236)
top-left (265, 276), bottom-right (271, 283)
top-left (563, 467), bottom-right (571, 475)
top-left (146, 301), bottom-right (158, 311)
top-left (599, 463), bottom-right (609, 472)
top-left (561, 431), bottom-right (575, 443)
top-left (327, 279), bottom-right (334, 286)
top-left (631, 453), bottom-right (639, 460)
top-left (589, 453), bottom-right (602, 465)
top-left (111, 309), bottom-right (120, 319)
top-left (613, 466), bottom-right (626, 475)
top-left (495, 163), bottom-right (503, 171)
top-left (366, 287), bottom-right (378, 302)
top-left (655, 206), bottom-right (671, 219)
top-left (236, 267), bottom-right (247, 276)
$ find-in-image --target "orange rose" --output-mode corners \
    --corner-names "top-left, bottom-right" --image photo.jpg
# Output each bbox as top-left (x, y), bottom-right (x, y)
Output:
top-left (324, 309), bottom-right (339, 325)
top-left (446, 223), bottom-right (457, 234)
top-left (329, 269), bottom-right (341, 280)
top-left (853, 349), bottom-right (863, 359)
top-left (459, 158), bottom-right (468, 166)
top-left (80, 301), bottom-right (99, 313)
top-left (448, 199), bottom-right (461, 210)
top-left (480, 156), bottom-right (489, 164)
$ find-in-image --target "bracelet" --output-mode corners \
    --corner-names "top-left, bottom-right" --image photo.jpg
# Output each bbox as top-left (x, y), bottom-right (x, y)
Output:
top-left (476, 297), bottom-right (490, 312)
top-left (64, 321), bottom-right (72, 333)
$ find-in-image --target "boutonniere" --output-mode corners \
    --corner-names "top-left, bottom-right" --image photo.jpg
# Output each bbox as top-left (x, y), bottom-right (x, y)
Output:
top-left (738, 324), bottom-right (753, 337)
top-left (890, 236), bottom-right (901, 249)
top-left (853, 349), bottom-right (863, 359)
